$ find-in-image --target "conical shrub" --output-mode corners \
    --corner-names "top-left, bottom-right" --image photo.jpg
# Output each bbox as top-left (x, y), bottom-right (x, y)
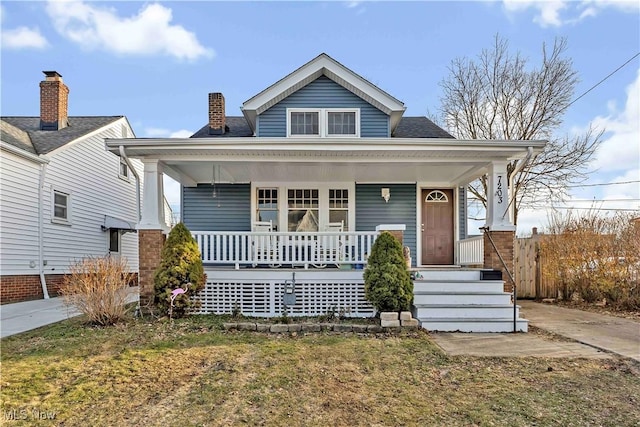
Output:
top-left (364, 231), bottom-right (413, 312)
top-left (153, 222), bottom-right (206, 317)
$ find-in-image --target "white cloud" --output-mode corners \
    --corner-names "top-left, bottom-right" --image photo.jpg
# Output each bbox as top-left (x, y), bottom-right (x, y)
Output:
top-left (502, 0), bottom-right (640, 27)
top-left (0, 5), bottom-right (49, 49)
top-left (591, 69), bottom-right (640, 173)
top-left (1, 26), bottom-right (49, 49)
top-left (45, 1), bottom-right (213, 61)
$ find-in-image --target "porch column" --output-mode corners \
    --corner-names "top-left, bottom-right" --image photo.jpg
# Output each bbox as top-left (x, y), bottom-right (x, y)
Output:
top-left (484, 161), bottom-right (516, 293)
top-left (138, 159), bottom-right (168, 308)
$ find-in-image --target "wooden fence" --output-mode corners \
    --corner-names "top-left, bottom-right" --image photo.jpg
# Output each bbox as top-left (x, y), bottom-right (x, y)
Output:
top-left (515, 230), bottom-right (559, 299)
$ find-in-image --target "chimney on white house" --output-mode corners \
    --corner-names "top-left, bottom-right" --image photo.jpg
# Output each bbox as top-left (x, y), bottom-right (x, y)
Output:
top-left (208, 92), bottom-right (226, 135)
top-left (40, 71), bottom-right (69, 131)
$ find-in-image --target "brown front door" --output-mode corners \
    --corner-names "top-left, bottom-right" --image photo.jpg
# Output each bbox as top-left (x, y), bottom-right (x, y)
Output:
top-left (421, 189), bottom-right (454, 265)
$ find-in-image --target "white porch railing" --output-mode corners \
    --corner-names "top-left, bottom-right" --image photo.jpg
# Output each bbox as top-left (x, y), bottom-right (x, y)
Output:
top-left (457, 235), bottom-right (484, 265)
top-left (192, 231), bottom-right (379, 269)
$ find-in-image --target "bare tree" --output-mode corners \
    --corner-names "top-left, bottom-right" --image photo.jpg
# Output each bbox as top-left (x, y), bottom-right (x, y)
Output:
top-left (439, 35), bottom-right (602, 224)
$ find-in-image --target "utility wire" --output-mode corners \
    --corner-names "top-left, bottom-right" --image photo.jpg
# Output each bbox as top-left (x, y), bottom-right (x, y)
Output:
top-left (566, 180), bottom-right (640, 188)
top-left (567, 52), bottom-right (640, 109)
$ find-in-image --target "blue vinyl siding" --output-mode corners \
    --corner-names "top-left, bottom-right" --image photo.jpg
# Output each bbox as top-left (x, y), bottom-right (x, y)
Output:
top-left (458, 186), bottom-right (467, 239)
top-left (182, 184), bottom-right (251, 231)
top-left (258, 76), bottom-right (389, 137)
top-left (355, 184), bottom-right (417, 266)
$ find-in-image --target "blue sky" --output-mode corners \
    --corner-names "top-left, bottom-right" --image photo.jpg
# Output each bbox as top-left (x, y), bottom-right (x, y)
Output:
top-left (2, 0), bottom-right (638, 234)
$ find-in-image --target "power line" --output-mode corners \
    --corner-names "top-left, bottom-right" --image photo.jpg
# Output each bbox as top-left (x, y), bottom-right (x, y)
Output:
top-left (567, 52), bottom-right (640, 109)
top-left (566, 180), bottom-right (640, 188)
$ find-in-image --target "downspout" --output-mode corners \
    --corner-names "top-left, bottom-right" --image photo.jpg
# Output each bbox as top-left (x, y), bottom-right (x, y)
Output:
top-left (38, 163), bottom-right (50, 299)
top-left (119, 146), bottom-right (141, 221)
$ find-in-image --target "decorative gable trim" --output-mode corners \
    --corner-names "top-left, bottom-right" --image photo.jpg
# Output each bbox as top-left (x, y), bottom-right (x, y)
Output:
top-left (241, 53), bottom-right (406, 135)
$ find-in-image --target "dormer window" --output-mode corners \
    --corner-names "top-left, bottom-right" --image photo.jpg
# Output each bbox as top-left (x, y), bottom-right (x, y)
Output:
top-left (287, 108), bottom-right (359, 137)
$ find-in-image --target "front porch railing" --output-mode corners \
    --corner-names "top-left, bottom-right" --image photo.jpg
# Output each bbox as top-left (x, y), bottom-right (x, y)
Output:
top-left (457, 235), bottom-right (484, 266)
top-left (192, 231), bottom-right (379, 269)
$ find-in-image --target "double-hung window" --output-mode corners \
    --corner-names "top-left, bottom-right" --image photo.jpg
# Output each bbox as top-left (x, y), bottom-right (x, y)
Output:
top-left (119, 158), bottom-right (129, 180)
top-left (52, 190), bottom-right (70, 224)
top-left (287, 108), bottom-right (359, 137)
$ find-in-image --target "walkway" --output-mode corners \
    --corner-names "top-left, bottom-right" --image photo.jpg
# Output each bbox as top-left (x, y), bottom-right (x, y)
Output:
top-left (1, 288), bottom-right (139, 339)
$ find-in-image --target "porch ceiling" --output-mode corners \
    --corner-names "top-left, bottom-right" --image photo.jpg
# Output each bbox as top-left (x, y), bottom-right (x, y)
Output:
top-left (106, 137), bottom-right (546, 186)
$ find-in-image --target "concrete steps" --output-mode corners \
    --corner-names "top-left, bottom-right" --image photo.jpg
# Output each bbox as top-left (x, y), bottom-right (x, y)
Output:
top-left (413, 270), bottom-right (528, 333)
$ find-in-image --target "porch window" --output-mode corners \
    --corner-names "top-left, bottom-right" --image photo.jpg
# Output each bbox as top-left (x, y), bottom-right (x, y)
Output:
top-left (288, 189), bottom-right (319, 232)
top-left (329, 189), bottom-right (349, 230)
top-left (256, 188), bottom-right (279, 231)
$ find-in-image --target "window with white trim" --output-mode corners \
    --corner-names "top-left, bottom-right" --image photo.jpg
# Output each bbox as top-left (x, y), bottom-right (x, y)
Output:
top-left (256, 188), bottom-right (279, 231)
top-left (287, 108), bottom-right (359, 137)
top-left (119, 158), bottom-right (129, 179)
top-left (288, 189), bottom-right (319, 232)
top-left (52, 190), bottom-right (70, 223)
top-left (329, 189), bottom-right (349, 230)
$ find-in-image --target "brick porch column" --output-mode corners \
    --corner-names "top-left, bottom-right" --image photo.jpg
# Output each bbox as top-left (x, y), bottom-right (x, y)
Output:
top-left (375, 224), bottom-right (405, 245)
top-left (138, 230), bottom-right (165, 306)
top-left (483, 231), bottom-right (516, 293)
top-left (137, 159), bottom-right (169, 308)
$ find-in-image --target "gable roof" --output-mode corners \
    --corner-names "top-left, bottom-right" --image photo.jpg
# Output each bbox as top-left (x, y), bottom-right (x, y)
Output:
top-left (1, 120), bottom-right (36, 154)
top-left (1, 116), bottom-right (123, 155)
top-left (241, 53), bottom-right (406, 135)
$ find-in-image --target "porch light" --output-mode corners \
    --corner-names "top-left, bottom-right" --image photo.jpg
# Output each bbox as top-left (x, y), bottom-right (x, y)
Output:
top-left (381, 188), bottom-right (390, 203)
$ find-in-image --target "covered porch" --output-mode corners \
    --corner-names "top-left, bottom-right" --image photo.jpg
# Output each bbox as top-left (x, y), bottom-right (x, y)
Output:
top-left (106, 136), bottom-right (545, 311)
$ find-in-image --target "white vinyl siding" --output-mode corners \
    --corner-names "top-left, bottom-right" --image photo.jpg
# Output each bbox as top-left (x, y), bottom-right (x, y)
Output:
top-left (41, 119), bottom-right (143, 273)
top-left (0, 150), bottom-right (42, 275)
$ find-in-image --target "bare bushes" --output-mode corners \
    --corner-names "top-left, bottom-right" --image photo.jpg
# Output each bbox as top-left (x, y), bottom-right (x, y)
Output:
top-left (540, 211), bottom-right (640, 310)
top-left (60, 256), bottom-right (133, 325)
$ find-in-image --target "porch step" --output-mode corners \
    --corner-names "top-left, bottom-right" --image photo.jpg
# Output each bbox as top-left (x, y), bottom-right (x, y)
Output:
top-left (415, 270), bottom-right (482, 281)
top-left (419, 318), bottom-right (529, 333)
top-left (413, 291), bottom-right (512, 305)
top-left (414, 304), bottom-right (521, 319)
top-left (414, 280), bottom-right (505, 293)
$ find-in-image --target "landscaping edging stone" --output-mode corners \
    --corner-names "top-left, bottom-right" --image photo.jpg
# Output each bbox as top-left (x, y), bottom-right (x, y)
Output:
top-left (222, 321), bottom-right (418, 334)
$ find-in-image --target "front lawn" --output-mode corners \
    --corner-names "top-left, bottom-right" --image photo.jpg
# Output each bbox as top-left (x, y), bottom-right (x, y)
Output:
top-left (1, 315), bottom-right (639, 426)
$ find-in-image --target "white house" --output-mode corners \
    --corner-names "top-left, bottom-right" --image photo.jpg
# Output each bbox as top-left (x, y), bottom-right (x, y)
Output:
top-left (107, 54), bottom-right (546, 332)
top-left (0, 71), bottom-right (147, 303)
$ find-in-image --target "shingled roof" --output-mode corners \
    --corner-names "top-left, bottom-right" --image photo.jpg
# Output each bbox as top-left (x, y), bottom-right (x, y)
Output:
top-left (190, 115), bottom-right (453, 139)
top-left (1, 116), bottom-right (123, 155)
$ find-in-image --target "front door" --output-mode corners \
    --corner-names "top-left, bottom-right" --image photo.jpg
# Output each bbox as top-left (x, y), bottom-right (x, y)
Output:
top-left (421, 189), bottom-right (454, 265)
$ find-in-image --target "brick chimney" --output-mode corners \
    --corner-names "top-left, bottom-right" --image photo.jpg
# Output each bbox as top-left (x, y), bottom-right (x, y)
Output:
top-left (208, 92), bottom-right (226, 135)
top-left (40, 71), bottom-right (69, 131)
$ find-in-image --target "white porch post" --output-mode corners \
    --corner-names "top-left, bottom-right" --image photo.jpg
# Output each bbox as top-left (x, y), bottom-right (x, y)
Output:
top-left (485, 161), bottom-right (515, 231)
top-left (139, 159), bottom-right (168, 231)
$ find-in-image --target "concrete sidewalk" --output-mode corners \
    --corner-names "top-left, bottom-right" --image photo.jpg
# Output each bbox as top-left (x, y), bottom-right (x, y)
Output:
top-left (1, 288), bottom-right (139, 339)
top-left (519, 300), bottom-right (640, 362)
top-left (432, 301), bottom-right (639, 361)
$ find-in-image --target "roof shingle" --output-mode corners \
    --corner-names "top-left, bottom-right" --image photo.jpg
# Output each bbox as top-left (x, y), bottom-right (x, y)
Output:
top-left (1, 116), bottom-right (123, 154)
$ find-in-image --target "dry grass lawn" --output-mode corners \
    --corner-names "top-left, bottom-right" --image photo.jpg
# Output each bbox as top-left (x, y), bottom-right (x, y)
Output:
top-left (1, 314), bottom-right (639, 426)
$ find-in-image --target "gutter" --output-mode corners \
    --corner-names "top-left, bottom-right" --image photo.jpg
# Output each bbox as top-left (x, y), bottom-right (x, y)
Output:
top-left (119, 146), bottom-right (141, 221)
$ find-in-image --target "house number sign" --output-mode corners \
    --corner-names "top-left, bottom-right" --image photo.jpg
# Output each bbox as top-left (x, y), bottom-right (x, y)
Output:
top-left (494, 175), bottom-right (503, 204)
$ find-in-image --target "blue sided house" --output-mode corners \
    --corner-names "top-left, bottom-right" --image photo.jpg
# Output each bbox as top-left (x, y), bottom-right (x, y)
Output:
top-left (108, 54), bottom-right (546, 332)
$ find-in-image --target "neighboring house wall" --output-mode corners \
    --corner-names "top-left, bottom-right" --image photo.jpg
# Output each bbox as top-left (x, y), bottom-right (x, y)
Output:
top-left (41, 119), bottom-right (143, 275)
top-left (257, 76), bottom-right (389, 137)
top-left (0, 150), bottom-right (41, 276)
top-left (355, 184), bottom-right (417, 266)
top-left (183, 184), bottom-right (251, 231)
